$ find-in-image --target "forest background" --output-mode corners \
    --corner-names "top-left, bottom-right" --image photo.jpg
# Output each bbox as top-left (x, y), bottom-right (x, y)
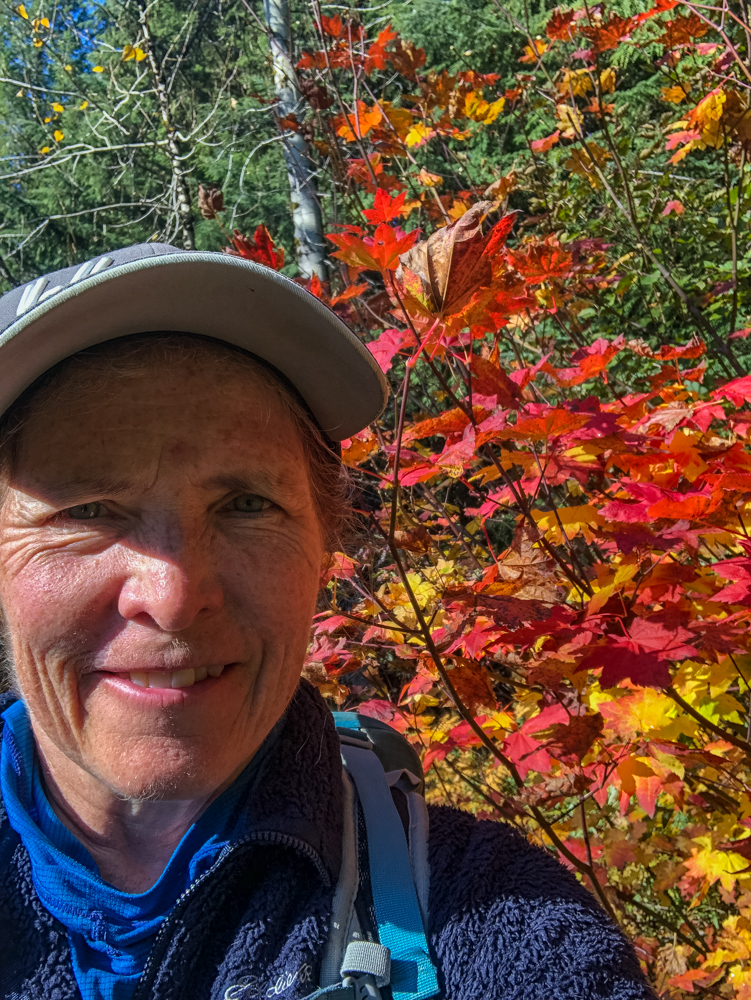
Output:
top-left (2, 0), bottom-right (751, 992)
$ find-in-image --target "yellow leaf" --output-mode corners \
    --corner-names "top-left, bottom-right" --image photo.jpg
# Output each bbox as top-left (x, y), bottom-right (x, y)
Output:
top-left (405, 122), bottom-right (435, 147)
top-left (399, 198), bottom-right (421, 218)
top-left (51, 101), bottom-right (64, 112)
top-left (599, 67), bottom-right (616, 94)
top-left (39, 146), bottom-right (50, 154)
top-left (64, 63), bottom-right (71, 71)
top-left (531, 504), bottom-right (604, 544)
top-left (560, 68), bottom-right (592, 98)
top-left (134, 46), bottom-right (146, 61)
top-left (416, 167), bottom-right (443, 187)
top-left (79, 100), bottom-right (88, 110)
top-left (565, 141), bottom-right (611, 188)
top-left (92, 65), bottom-right (104, 73)
top-left (53, 129), bottom-right (64, 141)
top-left (685, 836), bottom-right (750, 893)
top-left (122, 44), bottom-right (135, 61)
top-left (519, 38), bottom-right (548, 63)
top-left (447, 199), bottom-right (469, 221)
top-left (662, 83), bottom-right (690, 104)
top-left (600, 688), bottom-right (676, 740)
top-left (555, 103), bottom-right (582, 137)
top-left (43, 116), bottom-right (51, 123)
top-left (17, 3), bottom-right (28, 17)
top-left (587, 583), bottom-right (614, 615)
top-left (464, 90), bottom-right (505, 124)
top-left (32, 37), bottom-right (43, 46)
top-left (16, 89), bottom-right (23, 97)
top-left (693, 89), bottom-right (726, 126)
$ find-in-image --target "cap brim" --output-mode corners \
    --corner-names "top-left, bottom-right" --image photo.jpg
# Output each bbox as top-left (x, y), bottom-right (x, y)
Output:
top-left (0, 252), bottom-right (389, 441)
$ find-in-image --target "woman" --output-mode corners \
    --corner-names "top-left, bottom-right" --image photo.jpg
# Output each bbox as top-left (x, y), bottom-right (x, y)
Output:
top-left (0, 244), bottom-right (655, 1000)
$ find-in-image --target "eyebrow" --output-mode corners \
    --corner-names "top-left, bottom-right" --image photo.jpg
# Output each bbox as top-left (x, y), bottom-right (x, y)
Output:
top-left (199, 471), bottom-right (304, 501)
top-left (15, 470), bottom-right (307, 506)
top-left (15, 476), bottom-right (133, 504)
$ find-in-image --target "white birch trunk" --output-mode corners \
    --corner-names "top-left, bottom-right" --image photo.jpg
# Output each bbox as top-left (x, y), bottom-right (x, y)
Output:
top-left (263, 0), bottom-right (327, 280)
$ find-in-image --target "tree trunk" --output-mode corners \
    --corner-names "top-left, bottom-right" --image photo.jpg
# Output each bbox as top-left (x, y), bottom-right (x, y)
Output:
top-left (263, 0), bottom-right (327, 280)
top-left (139, 6), bottom-right (196, 250)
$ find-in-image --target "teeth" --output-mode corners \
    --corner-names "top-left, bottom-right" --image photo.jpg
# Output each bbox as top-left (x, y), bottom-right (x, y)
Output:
top-left (127, 665), bottom-right (224, 689)
top-left (149, 672), bottom-right (175, 689)
top-left (171, 669), bottom-right (195, 689)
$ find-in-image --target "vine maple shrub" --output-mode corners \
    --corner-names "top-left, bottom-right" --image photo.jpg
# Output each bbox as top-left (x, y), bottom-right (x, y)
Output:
top-left (303, 195), bottom-right (751, 996)
top-left (202, 0), bottom-right (751, 993)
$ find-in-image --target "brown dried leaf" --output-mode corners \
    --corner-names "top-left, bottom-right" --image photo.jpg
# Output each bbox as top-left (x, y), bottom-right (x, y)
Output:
top-left (545, 712), bottom-right (604, 762)
top-left (396, 203), bottom-right (516, 317)
top-left (198, 183), bottom-right (224, 220)
top-left (393, 526), bottom-right (432, 552)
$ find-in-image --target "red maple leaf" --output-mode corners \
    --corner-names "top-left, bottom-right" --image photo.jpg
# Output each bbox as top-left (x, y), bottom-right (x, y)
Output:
top-left (363, 189), bottom-right (407, 224)
top-left (712, 558), bottom-right (751, 605)
top-left (328, 222), bottom-right (419, 273)
top-left (366, 327), bottom-right (412, 373)
top-left (225, 225), bottom-right (285, 270)
top-left (579, 647), bottom-right (673, 688)
top-left (468, 354), bottom-right (523, 408)
top-left (321, 13), bottom-right (343, 36)
top-left (364, 24), bottom-right (399, 73)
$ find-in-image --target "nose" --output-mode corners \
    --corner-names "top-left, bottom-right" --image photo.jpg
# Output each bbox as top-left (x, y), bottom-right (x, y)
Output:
top-left (117, 530), bottom-right (224, 633)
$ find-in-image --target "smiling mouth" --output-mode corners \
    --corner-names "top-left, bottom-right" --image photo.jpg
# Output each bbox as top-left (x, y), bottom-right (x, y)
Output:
top-left (127, 665), bottom-right (226, 689)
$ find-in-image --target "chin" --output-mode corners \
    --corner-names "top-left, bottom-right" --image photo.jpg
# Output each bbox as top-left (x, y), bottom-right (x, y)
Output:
top-left (98, 742), bottom-right (228, 802)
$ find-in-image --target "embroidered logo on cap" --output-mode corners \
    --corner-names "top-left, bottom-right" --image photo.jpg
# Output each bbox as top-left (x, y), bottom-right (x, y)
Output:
top-left (15, 256), bottom-right (115, 317)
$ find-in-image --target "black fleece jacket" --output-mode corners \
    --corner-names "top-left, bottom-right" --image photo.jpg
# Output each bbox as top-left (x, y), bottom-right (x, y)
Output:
top-left (0, 681), bottom-right (656, 1000)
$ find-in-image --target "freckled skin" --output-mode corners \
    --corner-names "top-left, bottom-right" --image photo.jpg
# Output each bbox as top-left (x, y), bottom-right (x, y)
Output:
top-left (0, 358), bottom-right (327, 891)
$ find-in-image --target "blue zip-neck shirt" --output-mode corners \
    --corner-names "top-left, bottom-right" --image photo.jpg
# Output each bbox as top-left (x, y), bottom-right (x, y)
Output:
top-left (0, 698), bottom-right (267, 1000)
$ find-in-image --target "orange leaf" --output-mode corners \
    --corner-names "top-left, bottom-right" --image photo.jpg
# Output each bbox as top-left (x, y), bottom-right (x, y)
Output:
top-left (330, 282), bottom-right (368, 306)
top-left (327, 223), bottom-right (419, 274)
top-left (580, 14), bottom-right (638, 52)
top-left (506, 240), bottom-right (573, 284)
top-left (546, 8), bottom-right (576, 40)
top-left (446, 657), bottom-right (497, 714)
top-left (404, 406), bottom-right (474, 442)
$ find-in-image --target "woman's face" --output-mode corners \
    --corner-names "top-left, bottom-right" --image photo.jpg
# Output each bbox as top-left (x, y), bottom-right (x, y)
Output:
top-left (0, 357), bottom-right (327, 800)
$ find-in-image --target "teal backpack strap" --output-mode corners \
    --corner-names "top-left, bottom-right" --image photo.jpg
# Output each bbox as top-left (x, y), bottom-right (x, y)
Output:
top-left (334, 715), bottom-right (440, 1000)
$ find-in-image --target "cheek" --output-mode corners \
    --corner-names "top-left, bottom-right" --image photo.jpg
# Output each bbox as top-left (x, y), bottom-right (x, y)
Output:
top-left (223, 533), bottom-right (323, 643)
top-left (0, 551), bottom-right (123, 731)
top-left (0, 549), bottom-right (121, 661)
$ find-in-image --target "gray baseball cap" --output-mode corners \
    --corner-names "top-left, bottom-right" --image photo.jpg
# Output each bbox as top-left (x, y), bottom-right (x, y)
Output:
top-left (0, 243), bottom-right (388, 441)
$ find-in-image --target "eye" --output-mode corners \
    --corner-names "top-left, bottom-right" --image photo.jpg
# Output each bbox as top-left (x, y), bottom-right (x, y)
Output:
top-left (65, 502), bottom-right (104, 520)
top-left (231, 494), bottom-right (271, 514)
